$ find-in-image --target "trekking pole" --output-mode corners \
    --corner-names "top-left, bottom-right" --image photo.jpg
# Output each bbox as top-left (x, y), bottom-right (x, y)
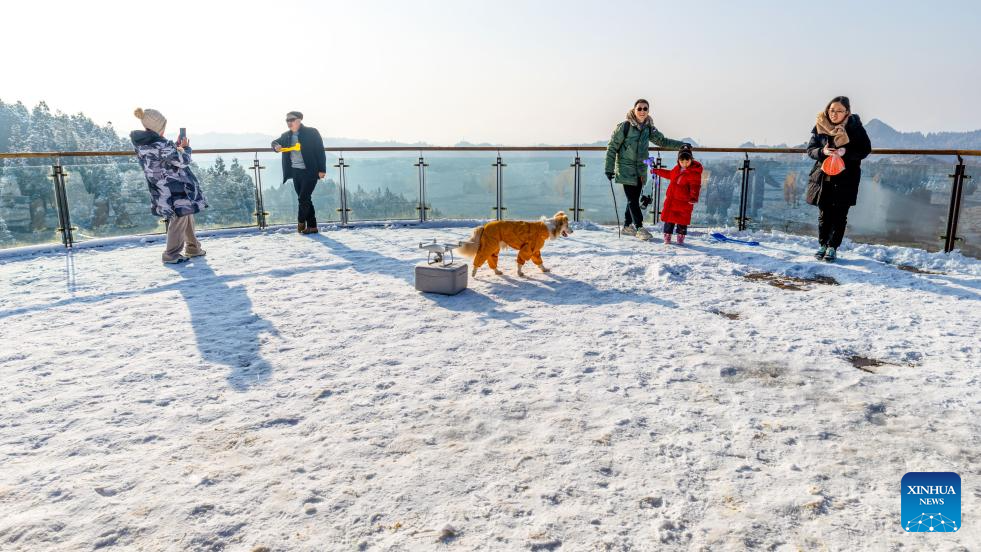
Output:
top-left (608, 176), bottom-right (621, 239)
top-left (642, 156), bottom-right (657, 225)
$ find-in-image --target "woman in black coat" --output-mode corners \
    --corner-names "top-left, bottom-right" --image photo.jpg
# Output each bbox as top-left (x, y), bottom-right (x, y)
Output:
top-left (805, 96), bottom-right (872, 262)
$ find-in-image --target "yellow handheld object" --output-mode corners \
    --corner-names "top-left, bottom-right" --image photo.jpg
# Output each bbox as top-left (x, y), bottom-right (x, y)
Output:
top-left (280, 143), bottom-right (301, 152)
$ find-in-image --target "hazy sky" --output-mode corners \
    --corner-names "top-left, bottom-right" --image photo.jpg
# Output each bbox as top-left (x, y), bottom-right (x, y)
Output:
top-left (3, 0), bottom-right (979, 146)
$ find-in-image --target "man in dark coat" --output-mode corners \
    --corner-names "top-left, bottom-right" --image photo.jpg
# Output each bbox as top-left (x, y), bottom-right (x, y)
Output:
top-left (806, 96), bottom-right (872, 262)
top-left (271, 111), bottom-right (326, 234)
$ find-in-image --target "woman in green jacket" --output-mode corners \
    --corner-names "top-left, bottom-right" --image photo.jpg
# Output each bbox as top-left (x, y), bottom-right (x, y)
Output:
top-left (605, 99), bottom-right (687, 240)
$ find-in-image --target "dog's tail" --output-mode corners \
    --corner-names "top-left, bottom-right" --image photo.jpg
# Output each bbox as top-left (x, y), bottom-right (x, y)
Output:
top-left (455, 226), bottom-right (483, 258)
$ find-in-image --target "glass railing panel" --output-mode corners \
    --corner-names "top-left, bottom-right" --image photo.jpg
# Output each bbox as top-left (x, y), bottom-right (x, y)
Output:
top-left (341, 153), bottom-right (419, 221)
top-left (501, 152), bottom-right (574, 221)
top-left (691, 153), bottom-right (814, 233)
top-left (424, 153), bottom-right (497, 220)
top-left (228, 151), bottom-right (342, 227)
top-left (180, 153), bottom-right (257, 231)
top-left (957, 163), bottom-right (979, 257)
top-left (244, 152), bottom-right (292, 226)
top-left (0, 161), bottom-right (65, 248)
top-left (579, 150), bottom-right (618, 225)
top-left (61, 157), bottom-right (164, 241)
top-left (844, 157), bottom-right (954, 252)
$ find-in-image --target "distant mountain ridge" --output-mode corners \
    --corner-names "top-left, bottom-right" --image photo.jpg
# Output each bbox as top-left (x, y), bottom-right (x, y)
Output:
top-left (862, 119), bottom-right (981, 149)
top-left (737, 119), bottom-right (981, 150)
top-left (195, 122), bottom-right (981, 151)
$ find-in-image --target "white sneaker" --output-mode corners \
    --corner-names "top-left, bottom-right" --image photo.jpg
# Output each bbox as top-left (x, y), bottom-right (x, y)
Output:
top-left (162, 255), bottom-right (189, 265)
top-left (622, 225), bottom-right (637, 236)
top-left (635, 226), bottom-right (653, 240)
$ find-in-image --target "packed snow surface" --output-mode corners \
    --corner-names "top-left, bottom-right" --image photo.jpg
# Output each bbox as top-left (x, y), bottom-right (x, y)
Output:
top-left (1, 224), bottom-right (978, 551)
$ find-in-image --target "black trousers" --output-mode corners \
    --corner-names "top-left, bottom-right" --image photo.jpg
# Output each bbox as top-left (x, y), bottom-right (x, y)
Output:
top-left (663, 222), bottom-right (688, 235)
top-left (818, 203), bottom-right (850, 248)
top-left (622, 181), bottom-right (645, 228)
top-left (292, 170), bottom-right (319, 227)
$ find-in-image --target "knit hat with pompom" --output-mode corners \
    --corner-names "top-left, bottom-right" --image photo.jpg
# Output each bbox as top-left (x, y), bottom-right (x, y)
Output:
top-left (134, 107), bottom-right (166, 135)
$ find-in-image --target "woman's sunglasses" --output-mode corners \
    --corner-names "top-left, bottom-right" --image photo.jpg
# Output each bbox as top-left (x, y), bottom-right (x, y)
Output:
top-left (636, 106), bottom-right (649, 112)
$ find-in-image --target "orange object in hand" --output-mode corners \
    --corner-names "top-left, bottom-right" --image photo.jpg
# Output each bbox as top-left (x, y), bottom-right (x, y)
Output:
top-left (822, 153), bottom-right (845, 176)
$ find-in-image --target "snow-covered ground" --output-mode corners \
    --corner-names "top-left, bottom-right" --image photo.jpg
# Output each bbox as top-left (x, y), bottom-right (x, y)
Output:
top-left (0, 224), bottom-right (979, 551)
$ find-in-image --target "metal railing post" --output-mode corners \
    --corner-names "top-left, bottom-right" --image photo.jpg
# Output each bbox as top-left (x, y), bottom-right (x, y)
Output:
top-left (415, 154), bottom-right (430, 222)
top-left (736, 153), bottom-right (754, 231)
top-left (492, 153), bottom-right (507, 221)
top-left (651, 153), bottom-right (663, 225)
top-left (334, 155), bottom-right (351, 225)
top-left (942, 155), bottom-right (970, 253)
top-left (569, 151), bottom-right (584, 222)
top-left (250, 155), bottom-right (269, 229)
top-left (49, 158), bottom-right (75, 248)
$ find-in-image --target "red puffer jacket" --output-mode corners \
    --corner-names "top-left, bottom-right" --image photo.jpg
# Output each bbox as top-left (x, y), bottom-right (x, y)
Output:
top-left (653, 160), bottom-right (703, 226)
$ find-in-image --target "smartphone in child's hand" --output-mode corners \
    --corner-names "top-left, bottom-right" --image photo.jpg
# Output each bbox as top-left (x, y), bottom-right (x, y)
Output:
top-left (178, 127), bottom-right (187, 144)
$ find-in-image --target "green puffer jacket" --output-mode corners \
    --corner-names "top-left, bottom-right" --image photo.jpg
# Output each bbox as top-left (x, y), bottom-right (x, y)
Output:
top-left (605, 119), bottom-right (685, 186)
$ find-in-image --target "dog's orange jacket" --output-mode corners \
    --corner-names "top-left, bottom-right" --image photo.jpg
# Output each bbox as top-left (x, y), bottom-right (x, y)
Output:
top-left (478, 220), bottom-right (550, 266)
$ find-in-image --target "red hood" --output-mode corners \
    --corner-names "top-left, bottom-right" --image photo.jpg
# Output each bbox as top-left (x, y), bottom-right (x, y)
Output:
top-left (676, 160), bottom-right (703, 175)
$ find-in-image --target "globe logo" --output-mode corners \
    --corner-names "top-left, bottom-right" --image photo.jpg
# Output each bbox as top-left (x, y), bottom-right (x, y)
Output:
top-left (905, 512), bottom-right (958, 532)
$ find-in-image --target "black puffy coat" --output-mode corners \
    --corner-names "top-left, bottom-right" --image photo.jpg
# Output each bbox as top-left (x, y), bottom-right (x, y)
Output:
top-left (806, 114), bottom-right (872, 207)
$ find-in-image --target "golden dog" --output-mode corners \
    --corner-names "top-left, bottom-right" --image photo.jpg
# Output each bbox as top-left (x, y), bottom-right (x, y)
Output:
top-left (456, 211), bottom-right (573, 277)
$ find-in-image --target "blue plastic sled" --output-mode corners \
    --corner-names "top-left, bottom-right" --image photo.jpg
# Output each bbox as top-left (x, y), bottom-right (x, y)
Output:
top-left (710, 232), bottom-right (760, 246)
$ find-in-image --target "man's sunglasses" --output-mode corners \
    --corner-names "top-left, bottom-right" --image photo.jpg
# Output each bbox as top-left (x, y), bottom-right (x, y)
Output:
top-left (286, 118), bottom-right (299, 123)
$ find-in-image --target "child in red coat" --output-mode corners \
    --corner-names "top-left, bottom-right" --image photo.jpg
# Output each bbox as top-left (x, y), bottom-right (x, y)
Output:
top-left (652, 146), bottom-right (703, 244)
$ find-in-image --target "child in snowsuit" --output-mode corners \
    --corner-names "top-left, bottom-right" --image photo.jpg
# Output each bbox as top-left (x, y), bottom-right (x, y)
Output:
top-left (131, 107), bottom-right (208, 263)
top-left (652, 145), bottom-right (703, 244)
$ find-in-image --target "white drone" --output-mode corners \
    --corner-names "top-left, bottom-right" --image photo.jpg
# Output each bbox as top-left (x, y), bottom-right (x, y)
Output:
top-left (419, 238), bottom-right (465, 266)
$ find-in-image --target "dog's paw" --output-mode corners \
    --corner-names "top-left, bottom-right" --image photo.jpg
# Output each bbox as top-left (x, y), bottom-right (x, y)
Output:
top-left (539, 266), bottom-right (551, 273)
top-left (494, 269), bottom-right (504, 275)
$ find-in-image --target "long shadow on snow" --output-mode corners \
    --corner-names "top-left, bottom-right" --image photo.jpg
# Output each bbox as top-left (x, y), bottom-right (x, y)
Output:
top-left (477, 270), bottom-right (678, 309)
top-left (0, 261), bottom-right (353, 322)
top-left (308, 233), bottom-right (413, 284)
top-left (167, 258), bottom-right (278, 392)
